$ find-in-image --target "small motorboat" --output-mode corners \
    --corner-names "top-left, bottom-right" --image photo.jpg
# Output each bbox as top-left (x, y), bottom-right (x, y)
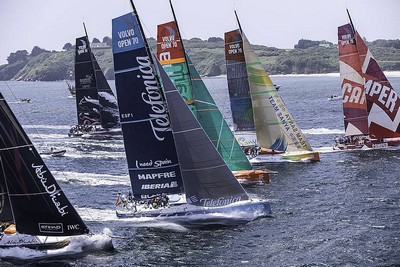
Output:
top-left (327, 94), bottom-right (341, 101)
top-left (40, 147), bottom-right (66, 157)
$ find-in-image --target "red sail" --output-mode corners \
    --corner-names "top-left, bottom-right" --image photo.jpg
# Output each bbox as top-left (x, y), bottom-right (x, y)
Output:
top-left (157, 21), bottom-right (185, 65)
top-left (355, 31), bottom-right (400, 138)
top-left (338, 24), bottom-right (368, 136)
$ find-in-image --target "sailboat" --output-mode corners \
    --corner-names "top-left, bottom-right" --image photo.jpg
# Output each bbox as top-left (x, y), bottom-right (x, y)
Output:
top-left (334, 10), bottom-right (400, 150)
top-left (0, 92), bottom-right (109, 251)
top-left (155, 0), bottom-right (269, 183)
top-left (69, 25), bottom-right (121, 139)
top-left (224, 12), bottom-right (320, 163)
top-left (111, 2), bottom-right (271, 225)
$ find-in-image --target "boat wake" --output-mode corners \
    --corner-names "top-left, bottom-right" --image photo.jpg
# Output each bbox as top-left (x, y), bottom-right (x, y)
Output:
top-left (54, 171), bottom-right (130, 186)
top-left (0, 229), bottom-right (113, 261)
top-left (303, 128), bottom-right (344, 135)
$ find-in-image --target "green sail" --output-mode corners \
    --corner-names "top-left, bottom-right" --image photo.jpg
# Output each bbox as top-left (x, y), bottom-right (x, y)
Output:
top-left (186, 56), bottom-right (252, 171)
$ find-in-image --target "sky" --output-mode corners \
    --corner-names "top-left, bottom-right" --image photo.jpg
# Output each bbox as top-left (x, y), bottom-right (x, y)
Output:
top-left (1, 0), bottom-right (400, 65)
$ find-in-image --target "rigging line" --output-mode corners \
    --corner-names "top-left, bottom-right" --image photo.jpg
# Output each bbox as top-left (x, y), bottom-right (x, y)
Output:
top-left (2, 81), bottom-right (48, 147)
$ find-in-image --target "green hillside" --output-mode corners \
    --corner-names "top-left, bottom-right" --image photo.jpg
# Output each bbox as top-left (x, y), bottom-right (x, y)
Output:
top-left (1, 37), bottom-right (399, 81)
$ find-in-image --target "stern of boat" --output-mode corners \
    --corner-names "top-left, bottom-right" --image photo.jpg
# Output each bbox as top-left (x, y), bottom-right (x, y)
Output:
top-left (281, 150), bottom-right (320, 162)
top-left (232, 169), bottom-right (270, 183)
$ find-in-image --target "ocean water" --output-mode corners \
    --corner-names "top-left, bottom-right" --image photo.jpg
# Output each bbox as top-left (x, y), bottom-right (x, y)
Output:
top-left (0, 75), bottom-right (399, 266)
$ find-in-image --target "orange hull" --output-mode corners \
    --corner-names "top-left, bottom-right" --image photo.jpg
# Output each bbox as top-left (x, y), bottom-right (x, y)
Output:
top-left (232, 169), bottom-right (270, 183)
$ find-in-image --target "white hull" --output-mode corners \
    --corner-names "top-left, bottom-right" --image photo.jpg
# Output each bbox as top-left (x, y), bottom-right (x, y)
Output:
top-left (0, 233), bottom-right (71, 249)
top-left (116, 199), bottom-right (271, 227)
top-left (249, 150), bottom-right (320, 163)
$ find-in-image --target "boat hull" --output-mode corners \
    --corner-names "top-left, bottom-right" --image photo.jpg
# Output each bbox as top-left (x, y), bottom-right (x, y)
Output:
top-left (41, 149), bottom-right (66, 157)
top-left (0, 233), bottom-right (71, 250)
top-left (232, 169), bottom-right (270, 183)
top-left (249, 150), bottom-right (320, 163)
top-left (68, 126), bottom-right (122, 139)
top-left (116, 199), bottom-right (271, 226)
top-left (334, 137), bottom-right (400, 150)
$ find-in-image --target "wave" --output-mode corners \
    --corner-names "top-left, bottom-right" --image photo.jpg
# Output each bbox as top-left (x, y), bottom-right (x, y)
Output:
top-left (53, 171), bottom-right (130, 186)
top-left (78, 207), bottom-right (188, 232)
top-left (0, 229), bottom-right (113, 261)
top-left (63, 152), bottom-right (126, 160)
top-left (22, 124), bottom-right (71, 130)
top-left (303, 128), bottom-right (344, 135)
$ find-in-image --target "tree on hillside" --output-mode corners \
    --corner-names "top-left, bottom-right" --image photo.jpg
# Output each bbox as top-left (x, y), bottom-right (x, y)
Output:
top-left (63, 42), bottom-right (73, 51)
top-left (102, 36), bottom-right (112, 46)
top-left (92, 38), bottom-right (100, 43)
top-left (7, 50), bottom-right (28, 64)
top-left (208, 37), bottom-right (223, 43)
top-left (30, 46), bottom-right (49, 57)
top-left (295, 39), bottom-right (320, 49)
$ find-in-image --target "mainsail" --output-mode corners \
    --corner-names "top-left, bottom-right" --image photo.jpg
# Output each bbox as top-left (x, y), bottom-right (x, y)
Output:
top-left (112, 10), bottom-right (249, 207)
top-left (112, 13), bottom-right (183, 200)
top-left (75, 36), bottom-right (100, 126)
top-left (157, 20), bottom-right (252, 172)
top-left (225, 27), bottom-right (312, 153)
top-left (224, 29), bottom-right (255, 132)
top-left (75, 35), bottom-right (119, 129)
top-left (338, 23), bottom-right (368, 136)
top-left (0, 92), bottom-right (88, 236)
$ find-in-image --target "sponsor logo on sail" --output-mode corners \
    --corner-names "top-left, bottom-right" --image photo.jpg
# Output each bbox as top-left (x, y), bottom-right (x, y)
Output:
top-left (365, 80), bottom-right (398, 114)
top-left (32, 164), bottom-right (69, 217)
top-left (200, 196), bottom-right (242, 207)
top-left (342, 82), bottom-right (365, 104)
top-left (340, 33), bottom-right (355, 46)
top-left (136, 56), bottom-right (171, 141)
top-left (141, 181), bottom-right (178, 190)
top-left (138, 172), bottom-right (176, 180)
top-left (39, 223), bottom-right (64, 234)
top-left (227, 43), bottom-right (243, 55)
top-left (160, 35), bottom-right (178, 50)
top-left (135, 159), bottom-right (173, 168)
top-left (116, 28), bottom-right (139, 48)
top-left (77, 39), bottom-right (88, 55)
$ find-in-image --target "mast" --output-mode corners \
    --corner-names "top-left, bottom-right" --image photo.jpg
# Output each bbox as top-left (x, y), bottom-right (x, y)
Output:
top-left (346, 9), bottom-right (356, 36)
top-left (168, 0), bottom-right (194, 88)
top-left (234, 10), bottom-right (243, 34)
top-left (129, 0), bottom-right (164, 91)
top-left (129, 0), bottom-right (155, 67)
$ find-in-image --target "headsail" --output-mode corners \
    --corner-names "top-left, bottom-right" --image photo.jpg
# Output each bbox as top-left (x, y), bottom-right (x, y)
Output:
top-left (156, 59), bottom-right (249, 206)
top-left (0, 93), bottom-right (88, 236)
top-left (157, 21), bottom-right (252, 172)
top-left (355, 31), bottom-right (400, 138)
top-left (237, 30), bottom-right (312, 152)
top-left (112, 12), bottom-right (183, 200)
top-left (338, 23), bottom-right (368, 136)
top-left (93, 56), bottom-right (120, 129)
